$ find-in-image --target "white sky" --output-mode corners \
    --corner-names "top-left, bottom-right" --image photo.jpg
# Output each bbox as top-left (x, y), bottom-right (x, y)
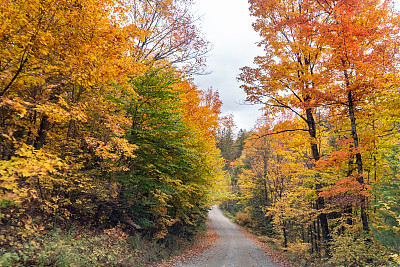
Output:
top-left (192, 0), bottom-right (263, 132)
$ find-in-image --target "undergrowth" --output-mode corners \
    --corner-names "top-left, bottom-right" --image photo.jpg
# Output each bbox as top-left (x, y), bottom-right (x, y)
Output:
top-left (0, 225), bottom-right (203, 266)
top-left (221, 206), bottom-right (399, 266)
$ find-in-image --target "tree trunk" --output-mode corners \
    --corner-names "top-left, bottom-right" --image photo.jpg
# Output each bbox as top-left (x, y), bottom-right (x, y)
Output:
top-left (34, 115), bottom-right (50, 150)
top-left (33, 88), bottom-right (61, 150)
top-left (283, 222), bottom-right (288, 248)
top-left (309, 225), bottom-right (314, 254)
top-left (305, 107), bottom-right (331, 245)
top-left (262, 151), bottom-right (270, 204)
top-left (313, 221), bottom-right (319, 256)
top-left (347, 90), bottom-right (369, 232)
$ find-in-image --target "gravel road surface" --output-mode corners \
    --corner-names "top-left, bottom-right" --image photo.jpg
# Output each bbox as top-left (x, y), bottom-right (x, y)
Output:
top-left (174, 206), bottom-right (277, 267)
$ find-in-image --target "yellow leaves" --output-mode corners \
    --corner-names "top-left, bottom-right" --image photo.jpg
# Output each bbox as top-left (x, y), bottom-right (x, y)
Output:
top-left (111, 137), bottom-right (137, 158)
top-left (0, 95), bottom-right (88, 124)
top-left (0, 0), bottom-right (147, 113)
top-left (15, 144), bottom-right (67, 176)
top-left (0, 208), bottom-right (46, 249)
top-left (84, 136), bottom-right (137, 163)
top-left (0, 0), bottom-right (216, 249)
top-left (0, 141), bottom-right (69, 205)
top-left (153, 216), bottom-right (179, 239)
top-left (0, 161), bottom-right (21, 203)
top-left (0, 97), bottom-right (28, 118)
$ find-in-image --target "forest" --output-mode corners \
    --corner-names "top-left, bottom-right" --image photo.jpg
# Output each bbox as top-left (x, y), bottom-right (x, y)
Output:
top-left (1, 0), bottom-right (400, 266)
top-left (0, 0), bottom-right (228, 265)
top-left (219, 0), bottom-right (400, 265)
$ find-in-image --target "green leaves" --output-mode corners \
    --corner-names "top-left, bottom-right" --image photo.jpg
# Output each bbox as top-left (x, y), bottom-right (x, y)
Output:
top-left (372, 144), bottom-right (400, 253)
top-left (113, 68), bottom-right (222, 238)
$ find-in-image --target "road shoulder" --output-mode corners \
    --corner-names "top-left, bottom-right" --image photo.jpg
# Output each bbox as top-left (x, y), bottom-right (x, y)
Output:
top-left (236, 224), bottom-right (294, 267)
top-left (154, 219), bottom-right (219, 267)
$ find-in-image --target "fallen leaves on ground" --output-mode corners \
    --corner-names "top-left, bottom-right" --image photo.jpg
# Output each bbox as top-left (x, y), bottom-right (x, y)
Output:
top-left (153, 219), bottom-right (219, 267)
top-left (237, 224), bottom-right (295, 267)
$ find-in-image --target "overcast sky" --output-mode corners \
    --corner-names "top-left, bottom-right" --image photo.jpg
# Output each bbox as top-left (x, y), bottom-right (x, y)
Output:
top-left (192, 0), bottom-right (263, 132)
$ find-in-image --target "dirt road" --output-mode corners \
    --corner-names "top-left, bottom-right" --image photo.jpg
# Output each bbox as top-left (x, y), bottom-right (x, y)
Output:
top-left (174, 206), bottom-right (277, 267)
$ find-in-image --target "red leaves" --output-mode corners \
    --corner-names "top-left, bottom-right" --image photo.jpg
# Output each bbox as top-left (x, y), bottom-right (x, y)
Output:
top-left (319, 175), bottom-right (371, 207)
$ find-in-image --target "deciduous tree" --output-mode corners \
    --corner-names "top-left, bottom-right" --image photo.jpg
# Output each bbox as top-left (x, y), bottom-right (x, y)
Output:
top-left (239, 0), bottom-right (331, 248)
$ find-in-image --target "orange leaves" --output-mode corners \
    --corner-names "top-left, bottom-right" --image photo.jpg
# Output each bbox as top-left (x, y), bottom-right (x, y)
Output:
top-left (173, 81), bottom-right (227, 203)
top-left (236, 0), bottom-right (400, 256)
top-left (243, 0), bottom-right (400, 186)
top-left (240, 0), bottom-right (329, 133)
top-left (319, 0), bottom-right (400, 94)
top-left (0, 0), bottom-right (218, 260)
top-left (0, 0), bottom-right (147, 101)
top-left (315, 137), bottom-right (366, 172)
top-left (174, 81), bottom-right (221, 137)
top-left (319, 175), bottom-right (371, 207)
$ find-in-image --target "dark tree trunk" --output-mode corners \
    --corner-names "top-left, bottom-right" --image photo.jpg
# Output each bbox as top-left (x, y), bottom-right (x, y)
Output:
top-left (283, 222), bottom-right (288, 248)
top-left (347, 90), bottom-right (369, 232)
top-left (313, 221), bottom-right (319, 256)
top-left (305, 107), bottom-right (331, 245)
top-left (309, 225), bottom-right (314, 254)
top-left (33, 88), bottom-right (62, 150)
top-left (262, 151), bottom-right (270, 204)
top-left (34, 115), bottom-right (50, 150)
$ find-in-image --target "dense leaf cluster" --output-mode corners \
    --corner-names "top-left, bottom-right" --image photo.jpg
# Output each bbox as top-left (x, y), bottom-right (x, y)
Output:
top-left (226, 0), bottom-right (400, 264)
top-left (0, 0), bottom-right (224, 264)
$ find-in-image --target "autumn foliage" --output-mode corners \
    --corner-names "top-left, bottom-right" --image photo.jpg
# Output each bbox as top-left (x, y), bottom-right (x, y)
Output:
top-left (227, 0), bottom-right (400, 265)
top-left (0, 0), bottom-right (224, 265)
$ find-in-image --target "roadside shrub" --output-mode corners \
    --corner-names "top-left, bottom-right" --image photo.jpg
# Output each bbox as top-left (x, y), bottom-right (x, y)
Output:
top-left (235, 207), bottom-right (255, 227)
top-left (38, 228), bottom-right (141, 266)
top-left (328, 232), bottom-right (392, 266)
top-left (1, 221), bottom-right (209, 266)
top-left (287, 241), bottom-right (312, 263)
